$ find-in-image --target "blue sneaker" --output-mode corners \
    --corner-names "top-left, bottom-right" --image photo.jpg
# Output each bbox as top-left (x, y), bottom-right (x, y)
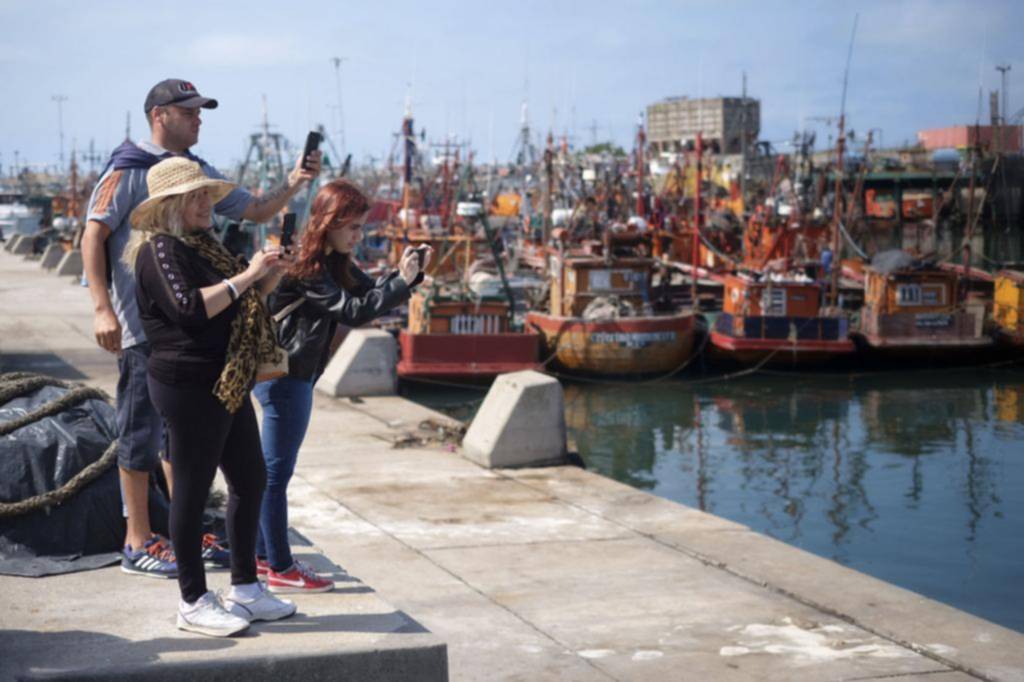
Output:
top-left (121, 535), bottom-right (177, 579)
top-left (202, 533), bottom-right (231, 569)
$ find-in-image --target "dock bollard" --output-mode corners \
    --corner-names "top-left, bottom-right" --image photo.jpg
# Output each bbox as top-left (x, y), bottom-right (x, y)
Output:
top-left (314, 329), bottom-right (397, 397)
top-left (55, 249), bottom-right (83, 277)
top-left (39, 242), bottom-right (64, 270)
top-left (9, 234), bottom-right (32, 256)
top-left (4, 234), bottom-right (24, 252)
top-left (462, 370), bottom-right (567, 468)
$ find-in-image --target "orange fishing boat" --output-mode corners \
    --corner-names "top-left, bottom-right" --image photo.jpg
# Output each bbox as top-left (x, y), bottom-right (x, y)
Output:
top-left (853, 257), bottom-right (993, 362)
top-left (992, 269), bottom-right (1024, 349)
top-left (525, 254), bottom-right (698, 376)
top-left (709, 271), bottom-right (855, 367)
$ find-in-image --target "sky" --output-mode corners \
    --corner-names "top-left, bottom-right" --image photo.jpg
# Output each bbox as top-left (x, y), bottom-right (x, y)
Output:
top-left (2, 0), bottom-right (1023, 177)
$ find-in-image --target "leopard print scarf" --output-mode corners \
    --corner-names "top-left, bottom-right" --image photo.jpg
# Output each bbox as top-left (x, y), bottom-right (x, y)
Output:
top-left (178, 230), bottom-right (282, 413)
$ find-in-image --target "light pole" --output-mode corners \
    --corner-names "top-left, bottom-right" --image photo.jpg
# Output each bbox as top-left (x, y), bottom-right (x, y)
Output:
top-left (52, 94), bottom-right (68, 174)
top-left (996, 64), bottom-right (1011, 124)
top-left (995, 63), bottom-right (1011, 151)
top-left (331, 57), bottom-right (347, 160)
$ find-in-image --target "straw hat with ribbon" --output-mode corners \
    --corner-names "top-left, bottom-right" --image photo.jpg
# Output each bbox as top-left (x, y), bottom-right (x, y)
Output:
top-left (130, 157), bottom-right (235, 230)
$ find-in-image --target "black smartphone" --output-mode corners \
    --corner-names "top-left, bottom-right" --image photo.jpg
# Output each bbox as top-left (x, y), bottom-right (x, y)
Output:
top-left (281, 213), bottom-right (296, 248)
top-left (302, 131), bottom-right (322, 170)
top-left (414, 244), bottom-right (430, 267)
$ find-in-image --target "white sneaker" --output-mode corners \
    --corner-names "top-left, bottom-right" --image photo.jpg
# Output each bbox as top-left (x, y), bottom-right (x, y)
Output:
top-left (177, 591), bottom-right (250, 637)
top-left (223, 581), bottom-right (297, 622)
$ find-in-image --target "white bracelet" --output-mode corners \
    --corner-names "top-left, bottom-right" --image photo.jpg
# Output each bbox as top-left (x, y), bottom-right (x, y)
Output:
top-left (223, 279), bottom-right (240, 301)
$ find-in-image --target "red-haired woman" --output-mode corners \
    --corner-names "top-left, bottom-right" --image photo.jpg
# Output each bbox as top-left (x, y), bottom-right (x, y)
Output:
top-left (252, 179), bottom-right (430, 593)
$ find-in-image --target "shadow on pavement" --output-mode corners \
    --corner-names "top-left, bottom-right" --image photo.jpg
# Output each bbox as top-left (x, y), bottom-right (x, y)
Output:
top-left (0, 628), bottom-right (236, 679)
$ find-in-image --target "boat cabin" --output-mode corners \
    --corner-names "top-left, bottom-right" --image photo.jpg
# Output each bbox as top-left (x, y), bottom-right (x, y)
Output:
top-left (550, 256), bottom-right (652, 318)
top-left (722, 274), bottom-right (821, 318)
top-left (407, 291), bottom-right (511, 335)
top-left (859, 266), bottom-right (986, 344)
top-left (716, 274), bottom-right (847, 342)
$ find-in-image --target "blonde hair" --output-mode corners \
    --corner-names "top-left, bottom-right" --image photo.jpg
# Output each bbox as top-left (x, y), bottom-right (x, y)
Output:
top-left (122, 193), bottom-right (191, 270)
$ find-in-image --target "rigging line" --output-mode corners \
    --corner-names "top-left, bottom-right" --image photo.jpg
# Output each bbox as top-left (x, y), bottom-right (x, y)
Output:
top-left (837, 220), bottom-right (868, 259)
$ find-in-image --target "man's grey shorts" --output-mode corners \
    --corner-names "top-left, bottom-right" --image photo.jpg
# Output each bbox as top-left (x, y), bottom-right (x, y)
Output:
top-left (116, 343), bottom-right (167, 471)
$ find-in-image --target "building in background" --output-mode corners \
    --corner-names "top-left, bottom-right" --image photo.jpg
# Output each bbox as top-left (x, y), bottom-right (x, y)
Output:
top-left (646, 96), bottom-right (760, 155)
top-left (917, 125), bottom-right (1023, 153)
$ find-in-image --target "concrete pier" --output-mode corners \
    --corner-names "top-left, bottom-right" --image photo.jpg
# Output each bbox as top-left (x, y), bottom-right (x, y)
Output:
top-left (2, 248), bottom-right (1024, 681)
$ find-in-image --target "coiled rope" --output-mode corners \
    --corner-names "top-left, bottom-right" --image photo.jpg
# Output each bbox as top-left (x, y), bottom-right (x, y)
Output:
top-left (0, 372), bottom-right (118, 518)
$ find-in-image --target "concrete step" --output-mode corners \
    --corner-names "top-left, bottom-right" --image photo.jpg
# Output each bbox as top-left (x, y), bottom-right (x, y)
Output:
top-left (0, 548), bottom-right (448, 681)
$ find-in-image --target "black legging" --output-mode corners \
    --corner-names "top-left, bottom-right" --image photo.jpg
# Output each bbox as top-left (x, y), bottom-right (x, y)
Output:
top-left (148, 375), bottom-right (266, 603)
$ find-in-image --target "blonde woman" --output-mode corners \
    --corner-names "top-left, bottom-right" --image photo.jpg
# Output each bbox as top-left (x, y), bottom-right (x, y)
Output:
top-left (126, 157), bottom-right (294, 637)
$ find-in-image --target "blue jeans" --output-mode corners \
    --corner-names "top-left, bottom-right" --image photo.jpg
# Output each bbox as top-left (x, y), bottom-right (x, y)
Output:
top-left (252, 376), bottom-right (314, 572)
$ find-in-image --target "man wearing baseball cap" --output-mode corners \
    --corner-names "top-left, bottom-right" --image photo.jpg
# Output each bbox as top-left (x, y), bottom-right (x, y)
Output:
top-left (81, 78), bottom-right (322, 579)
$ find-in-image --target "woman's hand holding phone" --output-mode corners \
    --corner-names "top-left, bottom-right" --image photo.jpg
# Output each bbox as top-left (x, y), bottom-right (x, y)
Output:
top-left (398, 245), bottom-right (431, 284)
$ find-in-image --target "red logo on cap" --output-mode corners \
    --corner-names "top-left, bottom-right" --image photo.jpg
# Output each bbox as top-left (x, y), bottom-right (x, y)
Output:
top-left (178, 81), bottom-right (197, 94)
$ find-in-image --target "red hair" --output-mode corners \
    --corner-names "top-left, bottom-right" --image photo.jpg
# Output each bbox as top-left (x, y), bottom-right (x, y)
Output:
top-left (290, 179), bottom-right (370, 289)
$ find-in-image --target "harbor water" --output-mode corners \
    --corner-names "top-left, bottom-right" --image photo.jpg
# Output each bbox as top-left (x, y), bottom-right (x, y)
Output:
top-left (404, 365), bottom-right (1024, 633)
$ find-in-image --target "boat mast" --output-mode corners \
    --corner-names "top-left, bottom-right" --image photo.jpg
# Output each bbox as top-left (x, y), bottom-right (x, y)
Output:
top-left (962, 120), bottom-right (980, 302)
top-left (402, 94), bottom-right (415, 230)
top-left (543, 132), bottom-right (554, 245)
top-left (636, 113), bottom-right (646, 220)
top-left (830, 14), bottom-right (858, 310)
top-left (692, 132), bottom-right (703, 308)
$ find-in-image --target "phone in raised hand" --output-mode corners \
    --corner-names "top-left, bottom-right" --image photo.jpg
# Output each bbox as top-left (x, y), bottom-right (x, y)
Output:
top-left (281, 213), bottom-right (296, 248)
top-left (301, 131), bottom-right (322, 171)
top-left (414, 244), bottom-right (430, 268)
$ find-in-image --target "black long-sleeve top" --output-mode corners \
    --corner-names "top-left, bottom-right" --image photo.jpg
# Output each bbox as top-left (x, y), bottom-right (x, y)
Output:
top-left (135, 233), bottom-right (242, 386)
top-left (269, 257), bottom-right (416, 382)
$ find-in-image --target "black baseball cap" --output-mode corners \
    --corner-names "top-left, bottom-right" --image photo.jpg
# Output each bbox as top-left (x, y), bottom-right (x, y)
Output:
top-left (144, 79), bottom-right (219, 114)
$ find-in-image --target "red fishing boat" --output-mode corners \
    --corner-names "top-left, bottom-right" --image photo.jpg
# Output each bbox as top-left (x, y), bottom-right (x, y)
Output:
top-left (396, 291), bottom-right (541, 380)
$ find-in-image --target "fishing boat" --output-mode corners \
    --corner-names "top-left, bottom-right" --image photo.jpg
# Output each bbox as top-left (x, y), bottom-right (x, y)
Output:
top-left (525, 247), bottom-right (699, 376)
top-left (709, 269), bottom-right (855, 367)
top-left (852, 252), bottom-right (993, 362)
top-left (992, 269), bottom-right (1024, 349)
top-left (396, 288), bottom-right (541, 380)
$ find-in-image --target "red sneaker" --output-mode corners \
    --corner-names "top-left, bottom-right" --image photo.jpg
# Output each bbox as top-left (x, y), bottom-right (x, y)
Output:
top-left (256, 557), bottom-right (270, 578)
top-left (266, 561), bottom-right (334, 594)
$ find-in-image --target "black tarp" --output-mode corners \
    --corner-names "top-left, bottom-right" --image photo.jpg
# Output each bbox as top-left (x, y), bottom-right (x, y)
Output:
top-left (0, 383), bottom-right (167, 577)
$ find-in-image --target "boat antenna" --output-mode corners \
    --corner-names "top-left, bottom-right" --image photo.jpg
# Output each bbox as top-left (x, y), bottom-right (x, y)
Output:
top-left (829, 13), bottom-right (858, 309)
top-left (839, 15), bottom-right (858, 123)
top-left (331, 56), bottom-right (347, 160)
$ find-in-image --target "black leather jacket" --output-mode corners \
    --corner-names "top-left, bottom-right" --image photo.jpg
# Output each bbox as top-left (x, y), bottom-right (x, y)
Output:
top-left (269, 263), bottom-right (414, 382)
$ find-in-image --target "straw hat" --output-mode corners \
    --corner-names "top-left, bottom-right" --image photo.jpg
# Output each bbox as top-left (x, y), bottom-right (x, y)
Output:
top-left (130, 157), bottom-right (236, 230)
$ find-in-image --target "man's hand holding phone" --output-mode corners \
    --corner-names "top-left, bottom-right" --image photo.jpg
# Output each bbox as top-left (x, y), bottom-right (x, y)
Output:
top-left (289, 131), bottom-right (323, 187)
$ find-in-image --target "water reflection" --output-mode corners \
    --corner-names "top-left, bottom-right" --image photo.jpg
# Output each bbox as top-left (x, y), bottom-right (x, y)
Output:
top-left (563, 368), bottom-right (1024, 633)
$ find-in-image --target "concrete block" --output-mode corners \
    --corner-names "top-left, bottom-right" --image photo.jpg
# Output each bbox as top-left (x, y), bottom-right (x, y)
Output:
top-left (3, 233), bottom-right (21, 252)
top-left (55, 249), bottom-right (83, 277)
top-left (315, 329), bottom-right (397, 397)
top-left (462, 370), bottom-right (566, 468)
top-left (9, 233), bottom-right (32, 255)
top-left (40, 242), bottom-right (65, 269)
